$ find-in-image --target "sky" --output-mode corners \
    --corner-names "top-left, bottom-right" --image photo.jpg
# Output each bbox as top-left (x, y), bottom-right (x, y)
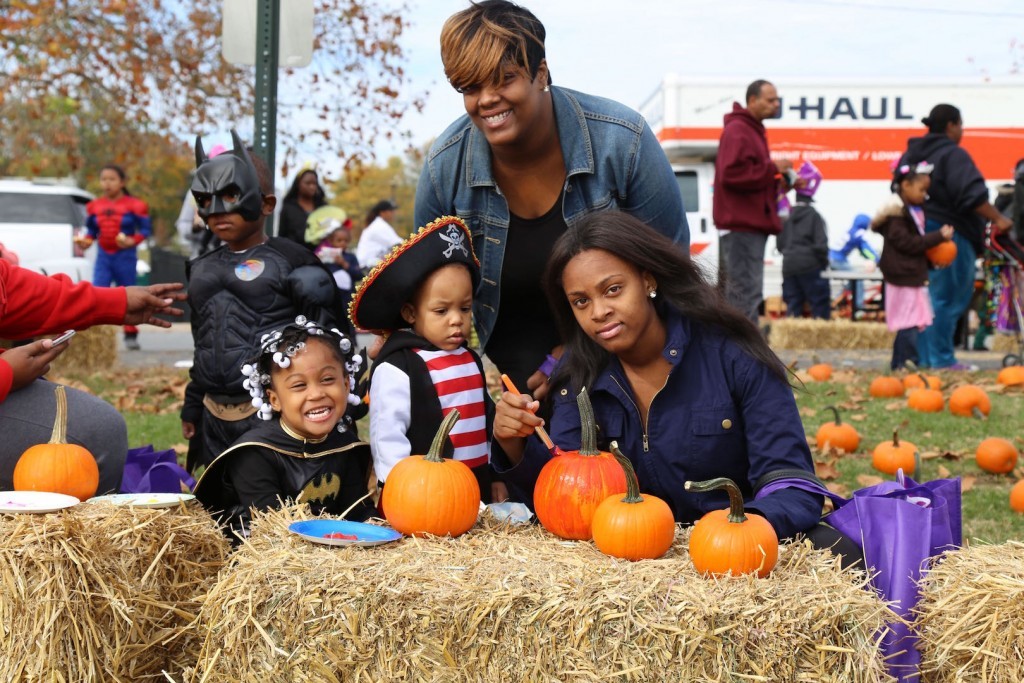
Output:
top-left (377, 0), bottom-right (1024, 159)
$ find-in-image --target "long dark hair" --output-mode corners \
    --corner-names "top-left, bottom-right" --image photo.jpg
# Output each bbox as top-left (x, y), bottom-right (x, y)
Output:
top-left (542, 211), bottom-right (787, 392)
top-left (283, 169), bottom-right (326, 207)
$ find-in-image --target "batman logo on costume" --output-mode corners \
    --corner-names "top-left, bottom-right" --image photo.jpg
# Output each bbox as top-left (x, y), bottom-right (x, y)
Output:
top-left (298, 472), bottom-right (342, 507)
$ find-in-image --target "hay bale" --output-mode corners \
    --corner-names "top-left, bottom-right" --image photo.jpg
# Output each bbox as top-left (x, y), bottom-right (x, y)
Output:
top-left (0, 501), bottom-right (230, 681)
top-left (991, 333), bottom-right (1021, 355)
top-left (48, 325), bottom-right (118, 374)
top-left (915, 541), bottom-right (1024, 682)
top-left (185, 505), bottom-right (894, 682)
top-left (770, 318), bottom-right (895, 350)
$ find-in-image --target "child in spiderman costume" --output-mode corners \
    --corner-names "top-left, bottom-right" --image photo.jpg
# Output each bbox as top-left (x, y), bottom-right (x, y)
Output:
top-left (76, 164), bottom-right (152, 350)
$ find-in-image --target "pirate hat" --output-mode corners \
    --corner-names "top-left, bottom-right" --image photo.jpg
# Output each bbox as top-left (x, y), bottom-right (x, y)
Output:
top-left (349, 216), bottom-right (480, 334)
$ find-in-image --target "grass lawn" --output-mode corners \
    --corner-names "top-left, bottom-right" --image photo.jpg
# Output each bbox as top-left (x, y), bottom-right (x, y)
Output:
top-left (53, 364), bottom-right (1024, 544)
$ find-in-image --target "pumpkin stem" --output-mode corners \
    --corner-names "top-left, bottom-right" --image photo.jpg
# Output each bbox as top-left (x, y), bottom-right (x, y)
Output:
top-left (892, 429), bottom-right (900, 448)
top-left (425, 409), bottom-right (460, 463)
top-left (685, 477), bottom-right (747, 524)
top-left (51, 385), bottom-right (69, 445)
top-left (577, 387), bottom-right (599, 456)
top-left (825, 405), bottom-right (842, 426)
top-left (914, 450), bottom-right (921, 478)
top-left (972, 406), bottom-right (987, 421)
top-left (610, 441), bottom-right (643, 504)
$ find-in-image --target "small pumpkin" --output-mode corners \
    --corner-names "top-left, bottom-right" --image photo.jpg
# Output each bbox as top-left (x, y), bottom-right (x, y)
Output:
top-left (13, 385), bottom-right (99, 501)
top-left (685, 477), bottom-right (779, 578)
top-left (975, 437), bottom-right (1019, 475)
top-left (997, 366), bottom-right (1024, 387)
top-left (907, 384), bottom-right (944, 413)
top-left (807, 361), bottom-right (833, 382)
top-left (533, 388), bottom-right (628, 540)
top-left (591, 442), bottom-right (676, 561)
top-left (1010, 480), bottom-right (1024, 513)
top-left (869, 375), bottom-right (905, 398)
top-left (925, 240), bottom-right (957, 268)
top-left (872, 429), bottom-right (917, 476)
top-left (815, 406), bottom-right (861, 453)
top-left (949, 385), bottom-right (991, 419)
top-left (903, 372), bottom-right (941, 391)
top-left (381, 409), bottom-right (481, 538)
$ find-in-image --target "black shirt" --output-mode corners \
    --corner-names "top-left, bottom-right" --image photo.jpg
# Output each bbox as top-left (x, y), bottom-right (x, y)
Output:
top-left (484, 195), bottom-right (568, 391)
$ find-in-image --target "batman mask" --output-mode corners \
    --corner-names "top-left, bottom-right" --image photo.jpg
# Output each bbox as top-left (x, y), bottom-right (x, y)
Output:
top-left (191, 130), bottom-right (264, 222)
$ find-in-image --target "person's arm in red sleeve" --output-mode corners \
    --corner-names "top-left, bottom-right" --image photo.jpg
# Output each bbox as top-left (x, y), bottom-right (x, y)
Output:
top-left (0, 259), bottom-right (127, 339)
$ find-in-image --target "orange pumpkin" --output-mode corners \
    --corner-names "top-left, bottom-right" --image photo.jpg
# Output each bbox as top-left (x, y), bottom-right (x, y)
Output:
top-left (997, 366), bottom-right (1024, 387)
top-left (907, 385), bottom-right (944, 413)
top-left (975, 437), bottom-right (1019, 475)
top-left (13, 385), bottom-right (99, 501)
top-left (925, 240), bottom-right (957, 268)
top-left (381, 409), bottom-right (481, 537)
top-left (591, 442), bottom-right (676, 561)
top-left (815, 406), bottom-right (861, 453)
top-left (533, 388), bottom-right (628, 540)
top-left (869, 375), bottom-right (905, 398)
top-left (903, 373), bottom-right (941, 391)
top-left (949, 385), bottom-right (991, 419)
top-left (685, 477), bottom-right (778, 578)
top-left (872, 429), bottom-right (918, 476)
top-left (807, 362), bottom-right (833, 382)
top-left (1011, 480), bottom-right (1024, 513)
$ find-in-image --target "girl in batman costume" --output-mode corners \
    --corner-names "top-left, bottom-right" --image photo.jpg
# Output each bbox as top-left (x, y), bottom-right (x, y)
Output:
top-left (193, 318), bottom-right (374, 541)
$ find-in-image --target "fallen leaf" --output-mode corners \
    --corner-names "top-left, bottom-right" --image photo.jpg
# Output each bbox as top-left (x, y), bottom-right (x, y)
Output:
top-left (856, 474), bottom-right (884, 488)
top-left (940, 451), bottom-right (963, 461)
top-left (826, 482), bottom-right (850, 498)
top-left (920, 451), bottom-right (941, 460)
top-left (849, 413), bottom-right (867, 422)
top-left (814, 459), bottom-right (841, 481)
top-left (961, 475), bottom-right (976, 492)
top-left (800, 407), bottom-right (818, 418)
top-left (937, 465), bottom-right (951, 479)
top-left (885, 401), bottom-right (903, 411)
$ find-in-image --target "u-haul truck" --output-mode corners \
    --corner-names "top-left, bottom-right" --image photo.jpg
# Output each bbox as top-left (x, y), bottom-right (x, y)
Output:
top-left (639, 76), bottom-right (1024, 299)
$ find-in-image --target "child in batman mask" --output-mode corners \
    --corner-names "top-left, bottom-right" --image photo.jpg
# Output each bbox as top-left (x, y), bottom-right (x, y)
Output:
top-left (181, 130), bottom-right (344, 473)
top-left (193, 317), bottom-right (374, 540)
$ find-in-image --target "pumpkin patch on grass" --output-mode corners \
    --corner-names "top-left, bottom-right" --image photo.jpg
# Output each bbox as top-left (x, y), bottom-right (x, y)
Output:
top-left (872, 429), bottom-right (918, 476)
top-left (815, 406), bottom-right (861, 453)
top-left (975, 437), bottom-right (1018, 475)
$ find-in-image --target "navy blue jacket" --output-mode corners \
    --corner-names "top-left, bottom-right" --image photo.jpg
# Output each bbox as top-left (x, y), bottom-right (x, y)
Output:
top-left (493, 310), bottom-right (823, 540)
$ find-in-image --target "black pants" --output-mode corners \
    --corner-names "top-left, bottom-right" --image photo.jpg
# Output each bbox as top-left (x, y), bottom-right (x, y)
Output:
top-left (891, 327), bottom-right (919, 371)
top-left (804, 523), bottom-right (864, 571)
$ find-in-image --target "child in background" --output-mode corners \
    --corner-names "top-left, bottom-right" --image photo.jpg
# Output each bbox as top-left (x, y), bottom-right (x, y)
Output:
top-left (872, 161), bottom-right (954, 370)
top-left (777, 161), bottom-right (831, 319)
top-left (349, 216), bottom-right (496, 504)
top-left (314, 220), bottom-right (363, 337)
top-left (182, 130), bottom-right (342, 472)
top-left (193, 318), bottom-right (372, 539)
top-left (76, 164), bottom-right (152, 350)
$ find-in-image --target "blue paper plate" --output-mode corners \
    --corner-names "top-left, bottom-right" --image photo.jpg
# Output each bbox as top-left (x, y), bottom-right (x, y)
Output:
top-left (288, 519), bottom-right (402, 547)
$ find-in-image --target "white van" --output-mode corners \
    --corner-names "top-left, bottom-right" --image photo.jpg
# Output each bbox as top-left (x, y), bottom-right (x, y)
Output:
top-left (0, 178), bottom-right (94, 281)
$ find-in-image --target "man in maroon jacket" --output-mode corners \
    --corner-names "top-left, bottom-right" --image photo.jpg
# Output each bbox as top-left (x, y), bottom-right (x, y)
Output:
top-left (713, 79), bottom-right (795, 327)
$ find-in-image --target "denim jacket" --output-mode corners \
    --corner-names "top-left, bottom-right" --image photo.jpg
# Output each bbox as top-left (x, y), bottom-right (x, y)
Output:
top-left (492, 309), bottom-right (823, 540)
top-left (414, 86), bottom-right (689, 349)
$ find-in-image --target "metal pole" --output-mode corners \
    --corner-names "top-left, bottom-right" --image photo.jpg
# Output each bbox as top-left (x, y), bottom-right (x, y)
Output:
top-left (254, 0), bottom-right (280, 235)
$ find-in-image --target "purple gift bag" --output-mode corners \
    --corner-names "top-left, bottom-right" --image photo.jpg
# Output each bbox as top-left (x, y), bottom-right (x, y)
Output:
top-left (120, 445), bottom-right (196, 494)
top-left (757, 470), bottom-right (962, 682)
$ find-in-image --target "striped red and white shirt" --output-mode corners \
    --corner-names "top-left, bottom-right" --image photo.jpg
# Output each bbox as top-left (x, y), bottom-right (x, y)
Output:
top-left (413, 347), bottom-right (490, 469)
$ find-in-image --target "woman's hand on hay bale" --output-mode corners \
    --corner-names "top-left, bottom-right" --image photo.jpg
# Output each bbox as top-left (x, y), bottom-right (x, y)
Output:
top-left (123, 283), bottom-right (187, 328)
top-left (2, 338), bottom-right (67, 391)
top-left (494, 391), bottom-right (543, 465)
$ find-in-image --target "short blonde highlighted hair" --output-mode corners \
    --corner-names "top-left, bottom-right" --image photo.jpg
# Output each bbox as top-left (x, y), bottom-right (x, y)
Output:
top-left (440, 0), bottom-right (547, 93)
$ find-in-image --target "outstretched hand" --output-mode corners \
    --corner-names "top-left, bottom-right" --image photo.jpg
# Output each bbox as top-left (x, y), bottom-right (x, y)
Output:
top-left (2, 337), bottom-right (68, 392)
top-left (123, 283), bottom-right (187, 327)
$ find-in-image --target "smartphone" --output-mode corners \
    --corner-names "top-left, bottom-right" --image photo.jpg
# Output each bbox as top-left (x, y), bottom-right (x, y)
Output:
top-left (51, 329), bottom-right (76, 345)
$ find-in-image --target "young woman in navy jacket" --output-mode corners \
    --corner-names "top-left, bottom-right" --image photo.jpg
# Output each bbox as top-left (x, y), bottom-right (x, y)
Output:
top-left (493, 211), bottom-right (859, 564)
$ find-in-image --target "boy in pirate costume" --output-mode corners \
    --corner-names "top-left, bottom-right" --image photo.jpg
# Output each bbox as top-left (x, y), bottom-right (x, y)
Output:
top-left (350, 216), bottom-right (496, 504)
top-left (194, 318), bottom-right (373, 540)
top-left (181, 131), bottom-right (342, 472)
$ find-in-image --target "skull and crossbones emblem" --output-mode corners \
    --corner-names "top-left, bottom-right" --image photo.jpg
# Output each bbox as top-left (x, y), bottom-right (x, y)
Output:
top-left (439, 224), bottom-right (469, 259)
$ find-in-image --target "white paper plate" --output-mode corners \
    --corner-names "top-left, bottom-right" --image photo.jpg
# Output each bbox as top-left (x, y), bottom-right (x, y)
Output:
top-left (288, 520), bottom-right (402, 547)
top-left (0, 491), bottom-right (80, 514)
top-left (86, 493), bottom-right (195, 509)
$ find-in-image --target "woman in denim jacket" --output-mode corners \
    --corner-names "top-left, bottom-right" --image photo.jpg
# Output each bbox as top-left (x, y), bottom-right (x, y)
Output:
top-left (415, 1), bottom-right (687, 401)
top-left (493, 212), bottom-right (860, 566)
